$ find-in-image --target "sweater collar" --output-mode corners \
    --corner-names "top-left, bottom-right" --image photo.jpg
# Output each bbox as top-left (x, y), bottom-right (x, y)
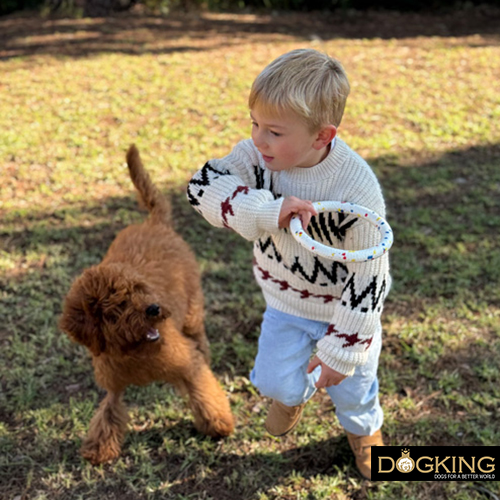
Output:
top-left (280, 138), bottom-right (349, 183)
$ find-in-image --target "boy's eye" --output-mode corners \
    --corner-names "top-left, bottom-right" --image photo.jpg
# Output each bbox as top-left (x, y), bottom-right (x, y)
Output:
top-left (271, 131), bottom-right (281, 137)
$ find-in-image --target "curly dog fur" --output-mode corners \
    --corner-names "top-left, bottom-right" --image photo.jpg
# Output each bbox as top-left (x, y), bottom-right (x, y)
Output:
top-left (59, 145), bottom-right (234, 464)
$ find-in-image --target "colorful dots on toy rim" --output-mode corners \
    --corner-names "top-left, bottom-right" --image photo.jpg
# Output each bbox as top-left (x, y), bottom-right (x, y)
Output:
top-left (290, 201), bottom-right (394, 263)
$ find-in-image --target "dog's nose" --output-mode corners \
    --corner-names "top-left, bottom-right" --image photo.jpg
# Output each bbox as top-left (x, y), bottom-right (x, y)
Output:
top-left (146, 304), bottom-right (161, 317)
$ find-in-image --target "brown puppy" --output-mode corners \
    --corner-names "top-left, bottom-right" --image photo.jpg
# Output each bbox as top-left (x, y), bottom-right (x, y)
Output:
top-left (60, 145), bottom-right (234, 465)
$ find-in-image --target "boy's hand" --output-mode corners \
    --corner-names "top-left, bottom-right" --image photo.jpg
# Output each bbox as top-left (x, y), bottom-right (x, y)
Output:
top-left (307, 355), bottom-right (347, 388)
top-left (278, 196), bottom-right (318, 229)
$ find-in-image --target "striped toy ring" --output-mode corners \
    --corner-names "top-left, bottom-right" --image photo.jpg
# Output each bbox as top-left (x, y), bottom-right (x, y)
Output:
top-left (289, 201), bottom-right (394, 263)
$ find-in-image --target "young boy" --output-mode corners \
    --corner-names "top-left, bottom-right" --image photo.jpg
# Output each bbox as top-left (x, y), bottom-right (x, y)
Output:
top-left (186, 48), bottom-right (391, 480)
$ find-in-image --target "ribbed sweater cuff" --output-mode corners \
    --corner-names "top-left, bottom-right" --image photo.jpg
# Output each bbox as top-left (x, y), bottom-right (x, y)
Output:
top-left (316, 335), bottom-right (368, 374)
top-left (316, 350), bottom-right (356, 377)
top-left (334, 307), bottom-right (381, 336)
top-left (255, 197), bottom-right (284, 235)
top-left (315, 308), bottom-right (382, 375)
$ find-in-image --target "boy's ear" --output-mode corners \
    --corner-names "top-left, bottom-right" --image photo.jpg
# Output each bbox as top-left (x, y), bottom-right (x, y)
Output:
top-left (313, 125), bottom-right (337, 150)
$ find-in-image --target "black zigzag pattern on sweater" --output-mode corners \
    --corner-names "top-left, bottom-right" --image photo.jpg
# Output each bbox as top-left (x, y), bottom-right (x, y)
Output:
top-left (254, 164), bottom-right (265, 190)
top-left (341, 274), bottom-right (387, 313)
top-left (188, 162), bottom-right (280, 207)
top-left (253, 164), bottom-right (280, 199)
top-left (256, 236), bottom-right (283, 263)
top-left (308, 212), bottom-right (358, 245)
top-left (290, 256), bottom-right (348, 286)
top-left (255, 238), bottom-right (349, 283)
top-left (187, 162), bottom-right (230, 207)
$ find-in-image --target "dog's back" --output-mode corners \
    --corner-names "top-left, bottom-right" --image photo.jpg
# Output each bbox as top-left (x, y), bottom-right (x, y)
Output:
top-left (126, 145), bottom-right (172, 226)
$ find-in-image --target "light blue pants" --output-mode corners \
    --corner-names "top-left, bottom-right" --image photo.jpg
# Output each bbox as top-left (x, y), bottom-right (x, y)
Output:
top-left (250, 306), bottom-right (383, 436)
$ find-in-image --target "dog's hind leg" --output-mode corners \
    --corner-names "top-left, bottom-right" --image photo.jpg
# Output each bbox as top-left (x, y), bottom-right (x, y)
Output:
top-left (183, 360), bottom-right (235, 439)
top-left (80, 391), bottom-right (129, 465)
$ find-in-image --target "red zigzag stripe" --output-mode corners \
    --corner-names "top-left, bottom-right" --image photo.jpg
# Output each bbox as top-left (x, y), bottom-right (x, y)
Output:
top-left (255, 265), bottom-right (338, 304)
top-left (326, 324), bottom-right (373, 350)
top-left (221, 186), bottom-right (249, 228)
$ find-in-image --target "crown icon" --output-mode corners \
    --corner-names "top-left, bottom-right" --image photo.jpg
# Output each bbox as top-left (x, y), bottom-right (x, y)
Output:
top-left (401, 448), bottom-right (410, 457)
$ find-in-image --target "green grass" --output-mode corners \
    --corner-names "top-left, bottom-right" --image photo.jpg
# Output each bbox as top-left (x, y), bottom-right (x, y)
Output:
top-left (1, 8), bottom-right (500, 500)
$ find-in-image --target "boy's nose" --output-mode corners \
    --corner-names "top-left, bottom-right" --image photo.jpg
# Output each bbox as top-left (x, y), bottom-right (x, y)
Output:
top-left (252, 131), bottom-right (266, 150)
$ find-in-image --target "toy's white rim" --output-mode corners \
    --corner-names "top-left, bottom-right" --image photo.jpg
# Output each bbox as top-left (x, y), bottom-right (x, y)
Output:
top-left (290, 201), bottom-right (393, 263)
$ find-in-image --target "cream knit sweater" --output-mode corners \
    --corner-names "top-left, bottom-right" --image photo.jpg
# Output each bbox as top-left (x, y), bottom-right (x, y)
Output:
top-left (187, 138), bottom-right (391, 376)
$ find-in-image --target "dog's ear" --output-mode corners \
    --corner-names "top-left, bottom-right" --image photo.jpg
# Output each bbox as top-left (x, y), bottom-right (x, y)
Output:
top-left (59, 295), bottom-right (107, 357)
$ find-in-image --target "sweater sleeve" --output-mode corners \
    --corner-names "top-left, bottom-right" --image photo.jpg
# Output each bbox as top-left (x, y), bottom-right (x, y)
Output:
top-left (187, 140), bottom-right (284, 241)
top-left (315, 185), bottom-right (391, 376)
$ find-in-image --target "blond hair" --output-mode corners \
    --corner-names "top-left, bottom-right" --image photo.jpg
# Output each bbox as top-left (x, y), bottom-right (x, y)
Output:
top-left (248, 49), bottom-right (350, 131)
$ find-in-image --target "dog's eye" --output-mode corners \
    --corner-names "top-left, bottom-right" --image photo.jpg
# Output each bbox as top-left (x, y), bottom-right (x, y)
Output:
top-left (146, 304), bottom-right (160, 317)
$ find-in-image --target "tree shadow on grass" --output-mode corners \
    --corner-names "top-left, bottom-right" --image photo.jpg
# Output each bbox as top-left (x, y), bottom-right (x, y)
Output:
top-left (0, 6), bottom-right (499, 60)
top-left (1, 422), bottom-right (350, 499)
top-left (1, 141), bottom-right (499, 355)
top-left (155, 433), bottom-right (352, 500)
top-left (5, 409), bottom-right (495, 500)
top-left (369, 143), bottom-right (500, 304)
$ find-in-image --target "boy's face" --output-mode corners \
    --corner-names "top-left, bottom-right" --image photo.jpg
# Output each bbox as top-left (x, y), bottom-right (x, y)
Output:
top-left (250, 106), bottom-right (333, 172)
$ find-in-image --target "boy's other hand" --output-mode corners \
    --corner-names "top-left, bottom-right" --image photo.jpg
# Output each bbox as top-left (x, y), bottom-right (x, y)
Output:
top-left (278, 196), bottom-right (318, 229)
top-left (307, 355), bottom-right (347, 388)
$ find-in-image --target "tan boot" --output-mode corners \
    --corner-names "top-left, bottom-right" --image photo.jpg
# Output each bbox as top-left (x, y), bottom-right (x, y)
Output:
top-left (265, 400), bottom-right (305, 437)
top-left (346, 429), bottom-right (384, 480)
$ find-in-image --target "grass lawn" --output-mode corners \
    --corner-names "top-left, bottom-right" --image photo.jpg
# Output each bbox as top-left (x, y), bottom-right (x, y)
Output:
top-left (1, 6), bottom-right (499, 500)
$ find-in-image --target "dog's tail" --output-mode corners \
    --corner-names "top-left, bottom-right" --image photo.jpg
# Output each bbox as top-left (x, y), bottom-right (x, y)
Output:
top-left (126, 145), bottom-right (172, 226)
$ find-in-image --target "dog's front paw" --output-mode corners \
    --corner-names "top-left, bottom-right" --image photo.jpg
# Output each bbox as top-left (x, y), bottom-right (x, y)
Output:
top-left (195, 410), bottom-right (235, 438)
top-left (209, 412), bottom-right (235, 438)
top-left (81, 439), bottom-right (122, 465)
